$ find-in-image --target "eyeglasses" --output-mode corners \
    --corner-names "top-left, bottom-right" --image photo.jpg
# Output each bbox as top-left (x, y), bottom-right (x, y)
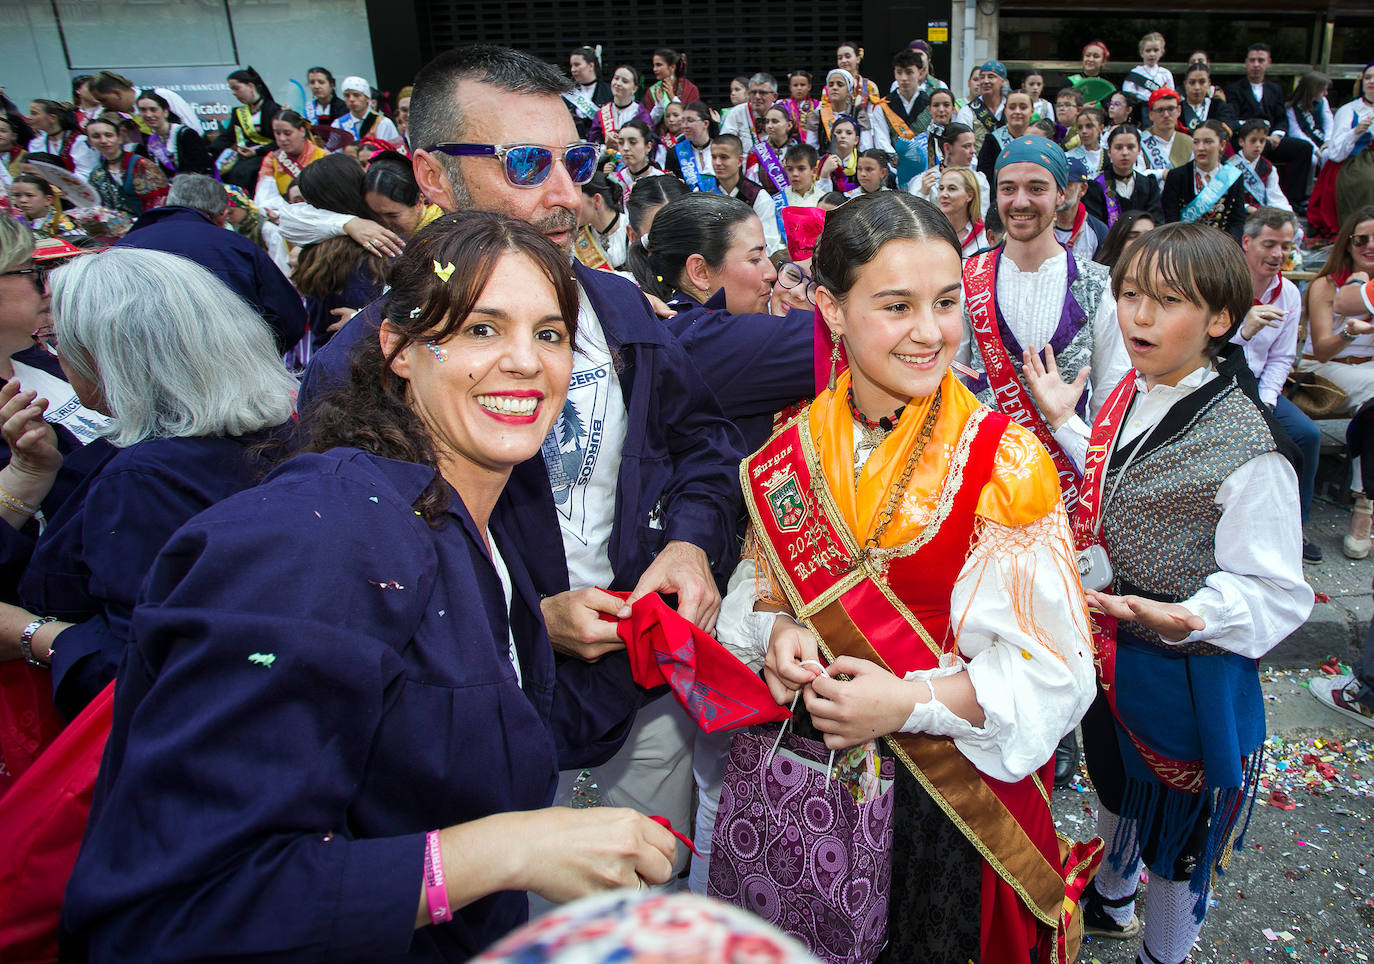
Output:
top-left (1151, 104), bottom-right (1179, 113)
top-left (3, 266), bottom-right (46, 294)
top-left (776, 262), bottom-right (817, 304)
top-left (31, 325), bottom-right (57, 357)
top-left (1351, 234), bottom-right (1374, 249)
top-left (421, 141), bottom-right (598, 188)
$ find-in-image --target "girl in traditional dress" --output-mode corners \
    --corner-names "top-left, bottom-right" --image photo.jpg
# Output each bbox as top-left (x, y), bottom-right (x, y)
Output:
top-left (726, 191), bottom-right (1098, 964)
top-left (1162, 121), bottom-right (1244, 241)
top-left (7, 175), bottom-right (85, 242)
top-left (222, 185), bottom-right (289, 275)
top-left (935, 167), bottom-right (986, 257)
top-left (210, 67), bottom-right (279, 192)
top-left (643, 48), bottom-right (700, 126)
top-left (1085, 125), bottom-right (1165, 226)
top-left (1105, 92), bottom-right (1133, 140)
top-left (305, 67), bottom-right (348, 125)
top-left (588, 66), bottom-right (652, 148)
top-left (609, 120), bottom-right (666, 198)
top-left (817, 115), bottom-right (860, 193)
top-left (25, 100), bottom-right (97, 179)
top-left (83, 116), bottom-right (168, 217)
top-left (1329, 63), bottom-right (1374, 226)
top-left (136, 90), bottom-right (211, 176)
top-left (835, 41), bottom-right (881, 107)
top-left (0, 113), bottom-right (31, 196)
top-left (782, 70), bottom-right (819, 135)
top-left (575, 173), bottom-right (628, 270)
top-left (744, 105), bottom-right (796, 194)
top-left (254, 110), bottom-right (328, 220)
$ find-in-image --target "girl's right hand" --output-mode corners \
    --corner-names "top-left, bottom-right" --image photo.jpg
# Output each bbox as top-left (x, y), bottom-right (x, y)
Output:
top-left (763, 613), bottom-right (823, 705)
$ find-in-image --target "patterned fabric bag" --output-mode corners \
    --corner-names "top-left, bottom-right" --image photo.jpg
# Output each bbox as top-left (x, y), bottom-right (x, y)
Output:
top-left (707, 720), bottom-right (895, 964)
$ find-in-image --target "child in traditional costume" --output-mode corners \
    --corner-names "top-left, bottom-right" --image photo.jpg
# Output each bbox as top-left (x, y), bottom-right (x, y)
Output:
top-left (725, 191), bottom-right (1101, 964)
top-left (1022, 221), bottom-right (1313, 964)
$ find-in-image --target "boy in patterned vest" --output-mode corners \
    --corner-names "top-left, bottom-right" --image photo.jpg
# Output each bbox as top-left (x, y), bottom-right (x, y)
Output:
top-left (1022, 221), bottom-right (1313, 964)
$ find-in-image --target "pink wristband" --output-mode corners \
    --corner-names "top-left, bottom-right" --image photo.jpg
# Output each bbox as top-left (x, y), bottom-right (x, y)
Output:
top-left (423, 829), bottom-right (452, 925)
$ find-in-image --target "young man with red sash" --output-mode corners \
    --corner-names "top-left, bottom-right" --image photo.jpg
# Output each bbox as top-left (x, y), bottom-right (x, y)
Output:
top-left (724, 192), bottom-right (1101, 964)
top-left (1023, 222), bottom-right (1312, 964)
top-left (957, 137), bottom-right (1131, 517)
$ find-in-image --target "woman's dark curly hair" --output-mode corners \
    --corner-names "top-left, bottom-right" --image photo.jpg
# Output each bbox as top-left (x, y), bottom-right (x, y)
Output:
top-left (300, 211), bottom-right (580, 523)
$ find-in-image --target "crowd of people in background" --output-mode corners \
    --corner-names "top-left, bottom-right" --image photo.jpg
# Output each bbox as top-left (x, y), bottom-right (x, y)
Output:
top-left (0, 32), bottom-right (1372, 964)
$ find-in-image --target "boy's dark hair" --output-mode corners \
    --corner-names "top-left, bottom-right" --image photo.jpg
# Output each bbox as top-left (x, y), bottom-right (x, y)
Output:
top-left (1056, 87), bottom-right (1086, 107)
top-left (1237, 119), bottom-right (1270, 141)
top-left (784, 143), bottom-right (819, 167)
top-left (892, 49), bottom-right (924, 70)
top-left (939, 122), bottom-right (973, 147)
top-left (1110, 221), bottom-right (1250, 356)
top-left (1248, 42), bottom-right (1271, 55)
top-left (711, 133), bottom-right (744, 156)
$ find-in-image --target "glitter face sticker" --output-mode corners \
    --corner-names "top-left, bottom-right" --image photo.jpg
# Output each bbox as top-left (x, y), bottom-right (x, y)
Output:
top-left (426, 341), bottom-right (448, 363)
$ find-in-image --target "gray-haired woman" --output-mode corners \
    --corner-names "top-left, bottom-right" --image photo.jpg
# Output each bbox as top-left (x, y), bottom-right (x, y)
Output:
top-left (0, 246), bottom-right (296, 720)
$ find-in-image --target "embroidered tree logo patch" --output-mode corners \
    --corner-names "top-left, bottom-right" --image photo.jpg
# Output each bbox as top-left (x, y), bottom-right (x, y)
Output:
top-left (764, 468), bottom-right (807, 532)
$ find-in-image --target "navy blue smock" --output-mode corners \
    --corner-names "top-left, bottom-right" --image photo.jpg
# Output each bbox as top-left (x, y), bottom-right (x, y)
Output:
top-left (298, 263), bottom-right (745, 593)
top-left (63, 448), bottom-right (639, 962)
top-left (16, 428), bottom-right (287, 720)
top-left (0, 348), bottom-right (115, 603)
top-left (663, 290), bottom-right (816, 454)
top-left (115, 206), bottom-right (308, 354)
top-left (303, 257), bottom-right (385, 351)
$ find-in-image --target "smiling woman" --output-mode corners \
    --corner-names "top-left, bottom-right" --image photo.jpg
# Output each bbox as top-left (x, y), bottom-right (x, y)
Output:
top-left (63, 212), bottom-right (678, 961)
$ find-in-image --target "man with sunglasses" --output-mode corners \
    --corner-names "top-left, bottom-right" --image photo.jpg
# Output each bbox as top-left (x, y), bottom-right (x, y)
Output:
top-left (298, 44), bottom-right (744, 880)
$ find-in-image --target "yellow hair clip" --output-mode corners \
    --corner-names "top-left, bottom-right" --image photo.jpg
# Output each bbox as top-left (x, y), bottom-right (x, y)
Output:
top-left (433, 260), bottom-right (456, 283)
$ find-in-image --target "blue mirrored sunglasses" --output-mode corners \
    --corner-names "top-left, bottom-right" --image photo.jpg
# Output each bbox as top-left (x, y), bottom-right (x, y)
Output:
top-left (422, 141), bottom-right (599, 187)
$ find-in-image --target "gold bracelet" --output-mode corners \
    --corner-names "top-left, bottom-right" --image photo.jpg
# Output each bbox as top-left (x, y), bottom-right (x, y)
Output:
top-left (0, 487), bottom-right (38, 517)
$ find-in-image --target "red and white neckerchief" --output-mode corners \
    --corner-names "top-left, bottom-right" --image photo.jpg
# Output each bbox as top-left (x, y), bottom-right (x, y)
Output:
top-left (1255, 274), bottom-right (1283, 307)
top-left (1063, 203), bottom-right (1089, 247)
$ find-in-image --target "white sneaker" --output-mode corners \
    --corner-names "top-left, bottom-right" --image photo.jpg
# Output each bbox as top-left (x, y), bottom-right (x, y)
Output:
top-left (1309, 674), bottom-right (1374, 729)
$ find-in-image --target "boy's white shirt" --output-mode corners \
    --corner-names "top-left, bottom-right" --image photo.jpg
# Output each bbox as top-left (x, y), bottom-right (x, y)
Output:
top-left (1053, 366), bottom-right (1313, 658)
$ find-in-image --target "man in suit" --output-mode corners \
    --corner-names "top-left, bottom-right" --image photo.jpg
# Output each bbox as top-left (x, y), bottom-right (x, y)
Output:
top-left (1226, 43), bottom-right (1312, 213)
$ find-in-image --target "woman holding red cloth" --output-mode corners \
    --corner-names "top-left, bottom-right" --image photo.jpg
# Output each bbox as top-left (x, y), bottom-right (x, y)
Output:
top-left (726, 191), bottom-right (1099, 963)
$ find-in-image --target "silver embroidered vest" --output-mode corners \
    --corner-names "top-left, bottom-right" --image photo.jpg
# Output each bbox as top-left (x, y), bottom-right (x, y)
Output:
top-left (968, 255), bottom-right (1110, 422)
top-left (1101, 380), bottom-right (1275, 654)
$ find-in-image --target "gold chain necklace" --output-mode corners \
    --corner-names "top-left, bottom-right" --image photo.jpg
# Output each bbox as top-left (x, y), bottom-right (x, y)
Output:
top-left (803, 389), bottom-right (943, 577)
